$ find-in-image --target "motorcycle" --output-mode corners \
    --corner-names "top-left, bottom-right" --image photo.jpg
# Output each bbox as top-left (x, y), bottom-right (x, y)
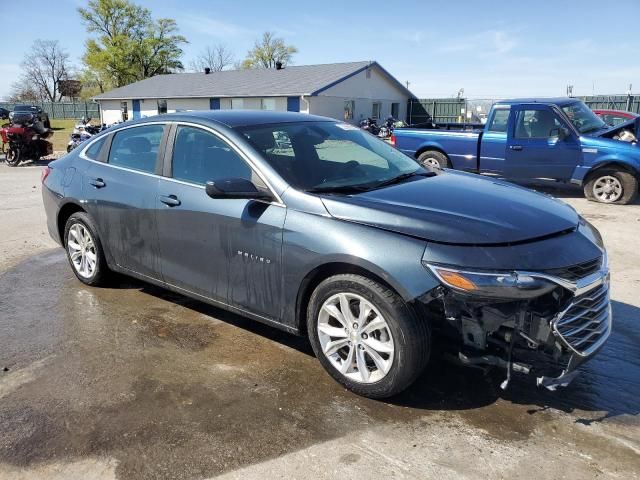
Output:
top-left (67, 117), bottom-right (106, 153)
top-left (359, 117), bottom-right (380, 136)
top-left (378, 116), bottom-right (408, 139)
top-left (1, 113), bottom-right (53, 167)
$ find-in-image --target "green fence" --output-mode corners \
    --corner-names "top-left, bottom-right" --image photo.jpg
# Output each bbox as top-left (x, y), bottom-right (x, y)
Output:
top-left (577, 95), bottom-right (640, 114)
top-left (407, 98), bottom-right (468, 124)
top-left (0, 101), bottom-right (100, 120)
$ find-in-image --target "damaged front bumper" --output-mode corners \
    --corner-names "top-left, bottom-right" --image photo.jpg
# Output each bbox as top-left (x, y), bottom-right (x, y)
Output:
top-left (420, 255), bottom-right (612, 390)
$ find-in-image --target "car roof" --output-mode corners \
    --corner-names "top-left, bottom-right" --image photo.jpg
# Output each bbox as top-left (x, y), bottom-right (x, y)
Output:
top-left (494, 97), bottom-right (579, 107)
top-left (128, 110), bottom-right (336, 128)
top-left (592, 109), bottom-right (638, 116)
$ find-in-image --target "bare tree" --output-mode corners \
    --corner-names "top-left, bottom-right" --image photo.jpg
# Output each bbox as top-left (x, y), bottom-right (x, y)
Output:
top-left (242, 32), bottom-right (297, 69)
top-left (8, 80), bottom-right (45, 102)
top-left (189, 45), bottom-right (235, 72)
top-left (19, 40), bottom-right (72, 102)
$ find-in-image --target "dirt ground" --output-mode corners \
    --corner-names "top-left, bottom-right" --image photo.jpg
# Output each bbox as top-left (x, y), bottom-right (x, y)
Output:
top-left (0, 162), bottom-right (639, 480)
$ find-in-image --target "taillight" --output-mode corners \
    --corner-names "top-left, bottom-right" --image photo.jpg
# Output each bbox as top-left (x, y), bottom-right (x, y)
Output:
top-left (390, 135), bottom-right (397, 147)
top-left (41, 166), bottom-right (52, 184)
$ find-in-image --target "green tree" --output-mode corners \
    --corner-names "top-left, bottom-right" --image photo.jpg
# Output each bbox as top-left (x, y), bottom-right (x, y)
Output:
top-left (241, 32), bottom-right (298, 69)
top-left (78, 0), bottom-right (187, 88)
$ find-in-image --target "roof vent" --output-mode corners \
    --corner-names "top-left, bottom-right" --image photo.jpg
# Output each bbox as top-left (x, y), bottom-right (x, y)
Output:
top-left (204, 67), bottom-right (211, 74)
top-left (275, 61), bottom-right (283, 70)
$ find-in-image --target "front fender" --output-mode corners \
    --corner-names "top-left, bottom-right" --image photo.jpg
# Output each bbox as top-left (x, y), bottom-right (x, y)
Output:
top-left (571, 149), bottom-right (640, 184)
top-left (281, 209), bottom-right (437, 328)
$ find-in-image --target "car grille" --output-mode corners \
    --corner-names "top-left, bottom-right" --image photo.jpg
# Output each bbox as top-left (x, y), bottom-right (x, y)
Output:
top-left (553, 282), bottom-right (611, 356)
top-left (544, 257), bottom-right (602, 282)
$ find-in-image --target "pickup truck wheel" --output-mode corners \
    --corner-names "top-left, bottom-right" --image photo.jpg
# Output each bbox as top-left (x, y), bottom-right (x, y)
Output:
top-left (307, 274), bottom-right (430, 398)
top-left (584, 168), bottom-right (638, 204)
top-left (417, 150), bottom-right (450, 169)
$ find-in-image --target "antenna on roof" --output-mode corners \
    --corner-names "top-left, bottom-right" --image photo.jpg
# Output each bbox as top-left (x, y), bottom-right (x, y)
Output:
top-left (204, 67), bottom-right (211, 75)
top-left (275, 61), bottom-right (283, 70)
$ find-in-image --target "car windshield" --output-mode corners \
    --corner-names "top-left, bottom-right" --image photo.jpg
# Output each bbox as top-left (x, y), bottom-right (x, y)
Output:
top-left (561, 102), bottom-right (606, 134)
top-left (240, 121), bottom-right (424, 192)
top-left (14, 106), bottom-right (36, 111)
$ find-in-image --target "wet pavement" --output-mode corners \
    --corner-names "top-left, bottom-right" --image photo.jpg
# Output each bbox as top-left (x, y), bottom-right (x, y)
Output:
top-left (1, 250), bottom-right (639, 479)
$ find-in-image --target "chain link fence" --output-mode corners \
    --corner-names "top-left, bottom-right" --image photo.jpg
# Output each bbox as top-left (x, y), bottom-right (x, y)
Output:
top-left (0, 101), bottom-right (100, 120)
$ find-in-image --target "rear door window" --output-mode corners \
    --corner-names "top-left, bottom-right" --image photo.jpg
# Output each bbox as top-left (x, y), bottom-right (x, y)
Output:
top-left (487, 109), bottom-right (510, 133)
top-left (108, 124), bottom-right (164, 173)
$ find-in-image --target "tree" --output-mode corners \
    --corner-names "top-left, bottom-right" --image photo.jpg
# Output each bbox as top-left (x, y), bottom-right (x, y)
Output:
top-left (17, 40), bottom-right (71, 102)
top-left (78, 0), bottom-right (187, 88)
top-left (241, 32), bottom-right (297, 69)
top-left (189, 44), bottom-right (235, 72)
top-left (8, 81), bottom-right (45, 102)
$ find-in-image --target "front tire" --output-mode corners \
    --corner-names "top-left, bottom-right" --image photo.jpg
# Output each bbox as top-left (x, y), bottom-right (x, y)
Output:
top-left (307, 274), bottom-right (430, 398)
top-left (64, 212), bottom-right (110, 286)
top-left (584, 168), bottom-right (638, 204)
top-left (6, 148), bottom-right (20, 166)
top-left (417, 150), bottom-right (450, 169)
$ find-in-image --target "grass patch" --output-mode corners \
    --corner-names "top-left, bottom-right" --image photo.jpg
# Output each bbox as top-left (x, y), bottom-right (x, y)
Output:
top-left (50, 119), bottom-right (76, 152)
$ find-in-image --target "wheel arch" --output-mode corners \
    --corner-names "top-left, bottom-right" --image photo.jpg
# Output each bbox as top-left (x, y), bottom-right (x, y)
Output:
top-left (583, 160), bottom-right (639, 184)
top-left (415, 144), bottom-right (449, 160)
top-left (57, 201), bottom-right (86, 244)
top-left (294, 261), bottom-right (409, 337)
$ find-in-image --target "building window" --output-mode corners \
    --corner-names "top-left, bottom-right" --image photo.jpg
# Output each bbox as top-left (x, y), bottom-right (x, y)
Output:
top-left (344, 100), bottom-right (355, 120)
top-left (261, 98), bottom-right (276, 111)
top-left (391, 103), bottom-right (399, 119)
top-left (372, 102), bottom-right (382, 119)
top-left (120, 101), bottom-right (128, 121)
top-left (157, 99), bottom-right (167, 115)
top-left (230, 98), bottom-right (244, 110)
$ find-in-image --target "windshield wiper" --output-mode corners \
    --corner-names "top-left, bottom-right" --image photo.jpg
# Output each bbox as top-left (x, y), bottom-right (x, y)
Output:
top-left (372, 170), bottom-right (436, 189)
top-left (306, 184), bottom-right (373, 194)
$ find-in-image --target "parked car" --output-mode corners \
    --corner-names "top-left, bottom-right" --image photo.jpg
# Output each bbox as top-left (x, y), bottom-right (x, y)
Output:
top-left (392, 98), bottom-right (640, 204)
top-left (0, 107), bottom-right (10, 120)
top-left (593, 109), bottom-right (639, 127)
top-left (10, 105), bottom-right (51, 129)
top-left (42, 111), bottom-right (610, 398)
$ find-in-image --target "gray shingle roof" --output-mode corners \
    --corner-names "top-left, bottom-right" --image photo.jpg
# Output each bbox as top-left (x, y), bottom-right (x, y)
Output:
top-left (94, 61), bottom-right (411, 100)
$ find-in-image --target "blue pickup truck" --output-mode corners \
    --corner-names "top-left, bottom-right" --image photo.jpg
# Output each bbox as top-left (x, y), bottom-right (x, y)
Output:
top-left (392, 98), bottom-right (640, 204)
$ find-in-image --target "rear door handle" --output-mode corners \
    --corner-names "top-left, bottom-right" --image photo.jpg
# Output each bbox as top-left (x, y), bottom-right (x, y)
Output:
top-left (509, 145), bottom-right (523, 151)
top-left (90, 177), bottom-right (106, 188)
top-left (159, 194), bottom-right (181, 207)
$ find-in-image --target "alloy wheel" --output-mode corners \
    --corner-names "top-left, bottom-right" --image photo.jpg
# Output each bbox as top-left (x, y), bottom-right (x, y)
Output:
top-left (593, 175), bottom-right (623, 203)
top-left (422, 157), bottom-right (441, 168)
top-left (67, 223), bottom-right (97, 279)
top-left (317, 292), bottom-right (394, 383)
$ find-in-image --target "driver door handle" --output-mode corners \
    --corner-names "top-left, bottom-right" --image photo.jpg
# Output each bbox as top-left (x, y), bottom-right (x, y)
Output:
top-left (90, 177), bottom-right (106, 188)
top-left (159, 194), bottom-right (181, 207)
top-left (509, 145), bottom-right (523, 151)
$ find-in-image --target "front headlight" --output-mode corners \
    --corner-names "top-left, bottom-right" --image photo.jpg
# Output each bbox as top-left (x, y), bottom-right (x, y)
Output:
top-left (424, 263), bottom-right (557, 299)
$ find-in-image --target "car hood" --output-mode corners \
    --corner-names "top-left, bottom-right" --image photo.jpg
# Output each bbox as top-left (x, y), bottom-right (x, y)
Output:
top-left (320, 171), bottom-right (579, 245)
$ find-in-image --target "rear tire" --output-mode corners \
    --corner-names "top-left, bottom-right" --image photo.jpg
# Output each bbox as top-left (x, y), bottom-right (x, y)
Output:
top-left (64, 212), bottom-right (111, 286)
top-left (417, 150), bottom-right (450, 169)
top-left (307, 274), bottom-right (430, 398)
top-left (584, 168), bottom-right (638, 204)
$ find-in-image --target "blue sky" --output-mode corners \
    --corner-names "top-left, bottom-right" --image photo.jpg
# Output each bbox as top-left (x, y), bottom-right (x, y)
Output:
top-left (2, 0), bottom-right (639, 99)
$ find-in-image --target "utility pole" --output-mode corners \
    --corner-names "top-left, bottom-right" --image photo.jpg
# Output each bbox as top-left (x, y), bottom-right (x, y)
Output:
top-left (566, 85), bottom-right (574, 97)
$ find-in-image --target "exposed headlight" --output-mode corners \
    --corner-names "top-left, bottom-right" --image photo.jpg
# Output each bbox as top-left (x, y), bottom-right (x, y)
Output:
top-left (424, 263), bottom-right (557, 299)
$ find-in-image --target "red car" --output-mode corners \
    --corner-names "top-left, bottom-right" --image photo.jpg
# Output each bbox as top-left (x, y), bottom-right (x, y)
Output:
top-left (593, 109), bottom-right (639, 127)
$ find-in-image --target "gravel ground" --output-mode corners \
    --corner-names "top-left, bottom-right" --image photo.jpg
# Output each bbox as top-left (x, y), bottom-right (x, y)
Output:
top-left (0, 161), bottom-right (638, 480)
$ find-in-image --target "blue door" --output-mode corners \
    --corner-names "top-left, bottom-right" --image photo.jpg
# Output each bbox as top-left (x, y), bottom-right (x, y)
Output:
top-left (505, 105), bottom-right (582, 180)
top-left (287, 96), bottom-right (300, 112)
top-left (132, 99), bottom-right (141, 119)
top-left (209, 98), bottom-right (220, 110)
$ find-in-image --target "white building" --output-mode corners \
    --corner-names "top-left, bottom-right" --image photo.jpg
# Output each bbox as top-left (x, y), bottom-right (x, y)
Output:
top-left (94, 61), bottom-right (414, 125)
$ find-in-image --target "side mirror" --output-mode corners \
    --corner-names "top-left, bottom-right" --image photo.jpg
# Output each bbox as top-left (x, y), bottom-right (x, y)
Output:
top-left (552, 127), bottom-right (570, 140)
top-left (205, 178), bottom-right (273, 201)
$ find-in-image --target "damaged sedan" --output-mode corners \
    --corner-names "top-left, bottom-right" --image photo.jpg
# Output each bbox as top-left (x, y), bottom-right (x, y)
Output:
top-left (42, 111), bottom-right (611, 398)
